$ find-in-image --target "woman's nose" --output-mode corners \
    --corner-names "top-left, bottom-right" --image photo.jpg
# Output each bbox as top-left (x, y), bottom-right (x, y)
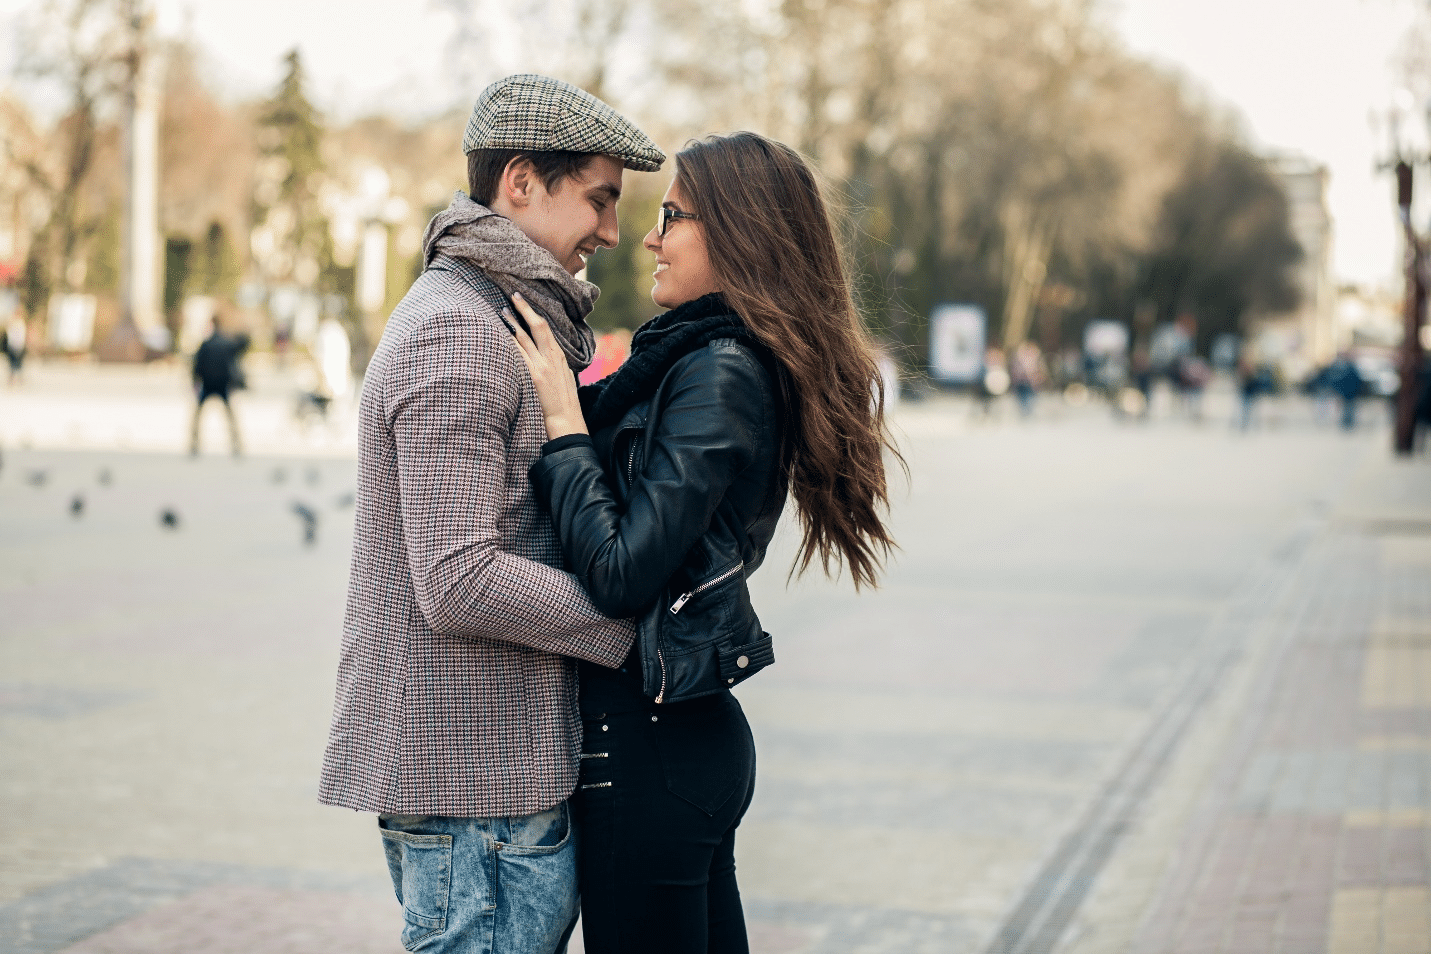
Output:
top-left (642, 227), bottom-right (661, 252)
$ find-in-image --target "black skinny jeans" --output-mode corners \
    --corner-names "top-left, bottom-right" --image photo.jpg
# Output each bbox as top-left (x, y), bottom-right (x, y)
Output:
top-left (573, 686), bottom-right (757, 954)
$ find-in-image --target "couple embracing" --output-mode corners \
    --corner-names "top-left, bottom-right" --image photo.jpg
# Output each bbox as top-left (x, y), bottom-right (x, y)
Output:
top-left (318, 74), bottom-right (899, 954)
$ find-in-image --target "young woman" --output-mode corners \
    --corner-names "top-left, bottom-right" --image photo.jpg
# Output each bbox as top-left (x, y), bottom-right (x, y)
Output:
top-left (511, 131), bottom-right (900, 954)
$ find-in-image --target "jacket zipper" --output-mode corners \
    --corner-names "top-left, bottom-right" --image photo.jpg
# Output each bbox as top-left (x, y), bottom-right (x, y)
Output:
top-left (669, 561), bottom-right (745, 615)
top-left (655, 646), bottom-right (668, 704)
top-left (626, 437), bottom-right (639, 485)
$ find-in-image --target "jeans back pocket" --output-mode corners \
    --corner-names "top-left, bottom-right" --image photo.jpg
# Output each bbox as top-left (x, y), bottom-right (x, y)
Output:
top-left (654, 697), bottom-right (754, 816)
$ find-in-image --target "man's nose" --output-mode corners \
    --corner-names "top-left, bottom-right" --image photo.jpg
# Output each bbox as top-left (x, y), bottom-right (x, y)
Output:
top-left (596, 207), bottom-right (619, 249)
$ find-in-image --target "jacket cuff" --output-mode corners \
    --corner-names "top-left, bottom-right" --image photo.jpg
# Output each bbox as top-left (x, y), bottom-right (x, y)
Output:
top-left (529, 438), bottom-right (603, 499)
top-left (541, 434), bottom-right (594, 457)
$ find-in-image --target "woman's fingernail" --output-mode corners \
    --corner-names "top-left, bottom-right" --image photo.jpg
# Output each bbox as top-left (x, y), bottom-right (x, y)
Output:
top-left (512, 292), bottom-right (524, 301)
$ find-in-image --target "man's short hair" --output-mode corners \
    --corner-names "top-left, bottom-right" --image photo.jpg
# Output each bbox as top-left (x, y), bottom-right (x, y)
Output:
top-left (466, 149), bottom-right (596, 207)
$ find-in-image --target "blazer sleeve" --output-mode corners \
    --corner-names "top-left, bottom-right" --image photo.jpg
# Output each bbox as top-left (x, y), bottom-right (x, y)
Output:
top-left (385, 307), bottom-right (634, 666)
top-left (530, 343), bottom-right (769, 619)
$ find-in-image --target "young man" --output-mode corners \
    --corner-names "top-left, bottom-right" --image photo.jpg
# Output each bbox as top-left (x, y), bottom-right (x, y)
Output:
top-left (319, 74), bottom-right (664, 953)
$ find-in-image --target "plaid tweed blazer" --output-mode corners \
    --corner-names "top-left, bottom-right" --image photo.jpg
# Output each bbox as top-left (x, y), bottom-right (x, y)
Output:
top-left (319, 253), bottom-right (635, 817)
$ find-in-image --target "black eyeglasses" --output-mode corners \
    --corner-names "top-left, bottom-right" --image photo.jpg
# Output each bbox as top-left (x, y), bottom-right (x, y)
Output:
top-left (656, 205), bottom-right (700, 237)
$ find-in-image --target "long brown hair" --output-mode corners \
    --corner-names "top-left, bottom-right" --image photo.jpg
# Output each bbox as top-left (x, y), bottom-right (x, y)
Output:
top-left (675, 132), bottom-right (902, 590)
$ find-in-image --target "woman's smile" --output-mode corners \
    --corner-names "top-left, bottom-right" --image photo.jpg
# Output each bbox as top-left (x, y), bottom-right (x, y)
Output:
top-left (644, 180), bottom-right (719, 308)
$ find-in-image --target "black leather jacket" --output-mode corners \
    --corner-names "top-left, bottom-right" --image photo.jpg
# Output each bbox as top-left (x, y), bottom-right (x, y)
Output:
top-left (529, 337), bottom-right (786, 703)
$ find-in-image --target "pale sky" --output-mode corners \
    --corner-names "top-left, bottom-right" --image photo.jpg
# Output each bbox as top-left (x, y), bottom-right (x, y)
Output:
top-left (1, 0), bottom-right (1421, 287)
top-left (1111, 0), bottom-right (1419, 289)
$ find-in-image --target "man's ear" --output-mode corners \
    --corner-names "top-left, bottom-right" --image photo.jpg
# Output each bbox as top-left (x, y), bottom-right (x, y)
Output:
top-left (499, 157), bottom-right (537, 210)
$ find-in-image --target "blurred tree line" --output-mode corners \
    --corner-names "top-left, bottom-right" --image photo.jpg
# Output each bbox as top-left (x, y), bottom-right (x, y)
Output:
top-left (572, 0), bottom-right (1303, 360)
top-left (4, 0), bottom-right (460, 356)
top-left (3, 0), bottom-right (1302, 368)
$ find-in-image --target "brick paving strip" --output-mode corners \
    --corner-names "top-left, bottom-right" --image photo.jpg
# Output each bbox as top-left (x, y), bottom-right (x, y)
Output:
top-left (1059, 454), bottom-right (1431, 954)
top-left (983, 516), bottom-right (1322, 954)
top-left (0, 858), bottom-right (399, 954)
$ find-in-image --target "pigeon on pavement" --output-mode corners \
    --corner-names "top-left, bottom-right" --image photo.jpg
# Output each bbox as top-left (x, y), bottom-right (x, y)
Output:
top-left (291, 502), bottom-right (318, 546)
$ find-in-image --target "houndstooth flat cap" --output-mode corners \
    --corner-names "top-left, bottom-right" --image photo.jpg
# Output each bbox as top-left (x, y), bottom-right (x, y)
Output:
top-left (463, 74), bottom-right (665, 172)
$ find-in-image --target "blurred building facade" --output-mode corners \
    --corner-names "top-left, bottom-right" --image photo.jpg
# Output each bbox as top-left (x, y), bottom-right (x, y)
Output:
top-left (1335, 283), bottom-right (1403, 349)
top-left (0, 95), bottom-right (44, 283)
top-left (1270, 155), bottom-right (1335, 365)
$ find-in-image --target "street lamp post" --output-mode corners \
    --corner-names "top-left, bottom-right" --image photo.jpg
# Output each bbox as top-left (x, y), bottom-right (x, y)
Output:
top-left (1393, 160), bottom-right (1427, 454)
top-left (1380, 90), bottom-right (1430, 456)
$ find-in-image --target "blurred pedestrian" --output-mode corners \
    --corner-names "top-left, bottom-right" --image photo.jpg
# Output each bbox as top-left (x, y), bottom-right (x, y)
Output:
top-left (1174, 355), bottom-right (1210, 422)
top-left (1325, 351), bottom-right (1364, 431)
top-left (189, 319), bottom-right (244, 457)
top-left (317, 74), bottom-right (663, 954)
top-left (1236, 355), bottom-right (1261, 431)
top-left (5, 314), bottom-right (26, 386)
top-left (1010, 341), bottom-right (1045, 417)
top-left (874, 341), bottom-right (901, 412)
top-left (978, 346), bottom-right (1009, 416)
top-left (1414, 355), bottom-right (1431, 451)
top-left (1132, 347), bottom-right (1153, 417)
top-left (314, 315), bottom-right (353, 404)
top-left (512, 130), bottom-right (899, 954)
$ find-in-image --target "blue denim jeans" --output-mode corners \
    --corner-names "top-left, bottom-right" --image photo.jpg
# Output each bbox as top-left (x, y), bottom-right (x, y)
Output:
top-left (378, 802), bottom-right (578, 954)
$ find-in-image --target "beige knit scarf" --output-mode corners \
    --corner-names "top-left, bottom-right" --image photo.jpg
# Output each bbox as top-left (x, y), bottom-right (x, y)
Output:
top-left (422, 192), bottom-right (598, 370)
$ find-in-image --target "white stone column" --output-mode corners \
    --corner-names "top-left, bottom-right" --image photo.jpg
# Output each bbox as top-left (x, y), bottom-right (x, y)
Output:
top-left (120, 4), bottom-right (163, 339)
top-left (356, 222), bottom-right (388, 317)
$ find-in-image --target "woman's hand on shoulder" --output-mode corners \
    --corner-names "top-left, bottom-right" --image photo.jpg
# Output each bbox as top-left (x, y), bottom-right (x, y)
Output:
top-left (507, 292), bottom-right (588, 439)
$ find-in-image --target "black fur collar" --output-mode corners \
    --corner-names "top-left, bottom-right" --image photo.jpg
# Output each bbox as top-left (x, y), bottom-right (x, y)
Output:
top-left (580, 293), bottom-right (757, 431)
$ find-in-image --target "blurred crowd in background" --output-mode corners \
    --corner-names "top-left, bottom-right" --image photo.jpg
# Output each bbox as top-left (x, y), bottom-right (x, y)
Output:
top-left (0, 0), bottom-right (1429, 447)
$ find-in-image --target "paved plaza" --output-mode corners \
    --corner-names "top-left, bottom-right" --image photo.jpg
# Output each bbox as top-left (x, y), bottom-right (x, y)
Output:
top-left (1, 364), bottom-right (1429, 953)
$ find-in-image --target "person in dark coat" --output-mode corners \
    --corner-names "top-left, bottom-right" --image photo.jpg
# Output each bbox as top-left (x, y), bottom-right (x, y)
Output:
top-left (513, 132), bottom-right (902, 954)
top-left (189, 319), bottom-right (244, 456)
top-left (1325, 351), bottom-right (1364, 431)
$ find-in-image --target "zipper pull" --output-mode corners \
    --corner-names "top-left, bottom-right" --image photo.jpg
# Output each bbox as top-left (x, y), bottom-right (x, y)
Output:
top-left (669, 591), bottom-right (693, 614)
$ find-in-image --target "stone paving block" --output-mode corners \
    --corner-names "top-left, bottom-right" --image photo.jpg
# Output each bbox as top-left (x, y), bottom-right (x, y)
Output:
top-left (743, 921), bottom-right (825, 954)
top-left (1341, 827), bottom-right (1390, 887)
top-left (1383, 887), bottom-right (1431, 953)
top-left (1328, 887), bottom-right (1384, 954)
top-left (0, 858), bottom-right (396, 954)
top-left (1383, 828), bottom-right (1431, 885)
top-left (55, 885), bottom-right (403, 954)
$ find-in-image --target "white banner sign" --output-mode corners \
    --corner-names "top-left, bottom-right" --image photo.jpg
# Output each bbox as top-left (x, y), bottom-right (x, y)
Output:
top-left (929, 303), bottom-right (986, 384)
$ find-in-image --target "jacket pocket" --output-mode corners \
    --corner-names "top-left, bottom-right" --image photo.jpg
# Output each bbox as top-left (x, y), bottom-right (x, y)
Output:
top-left (719, 632), bottom-right (776, 687)
top-left (378, 824), bottom-right (452, 949)
top-left (668, 560), bottom-right (745, 616)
